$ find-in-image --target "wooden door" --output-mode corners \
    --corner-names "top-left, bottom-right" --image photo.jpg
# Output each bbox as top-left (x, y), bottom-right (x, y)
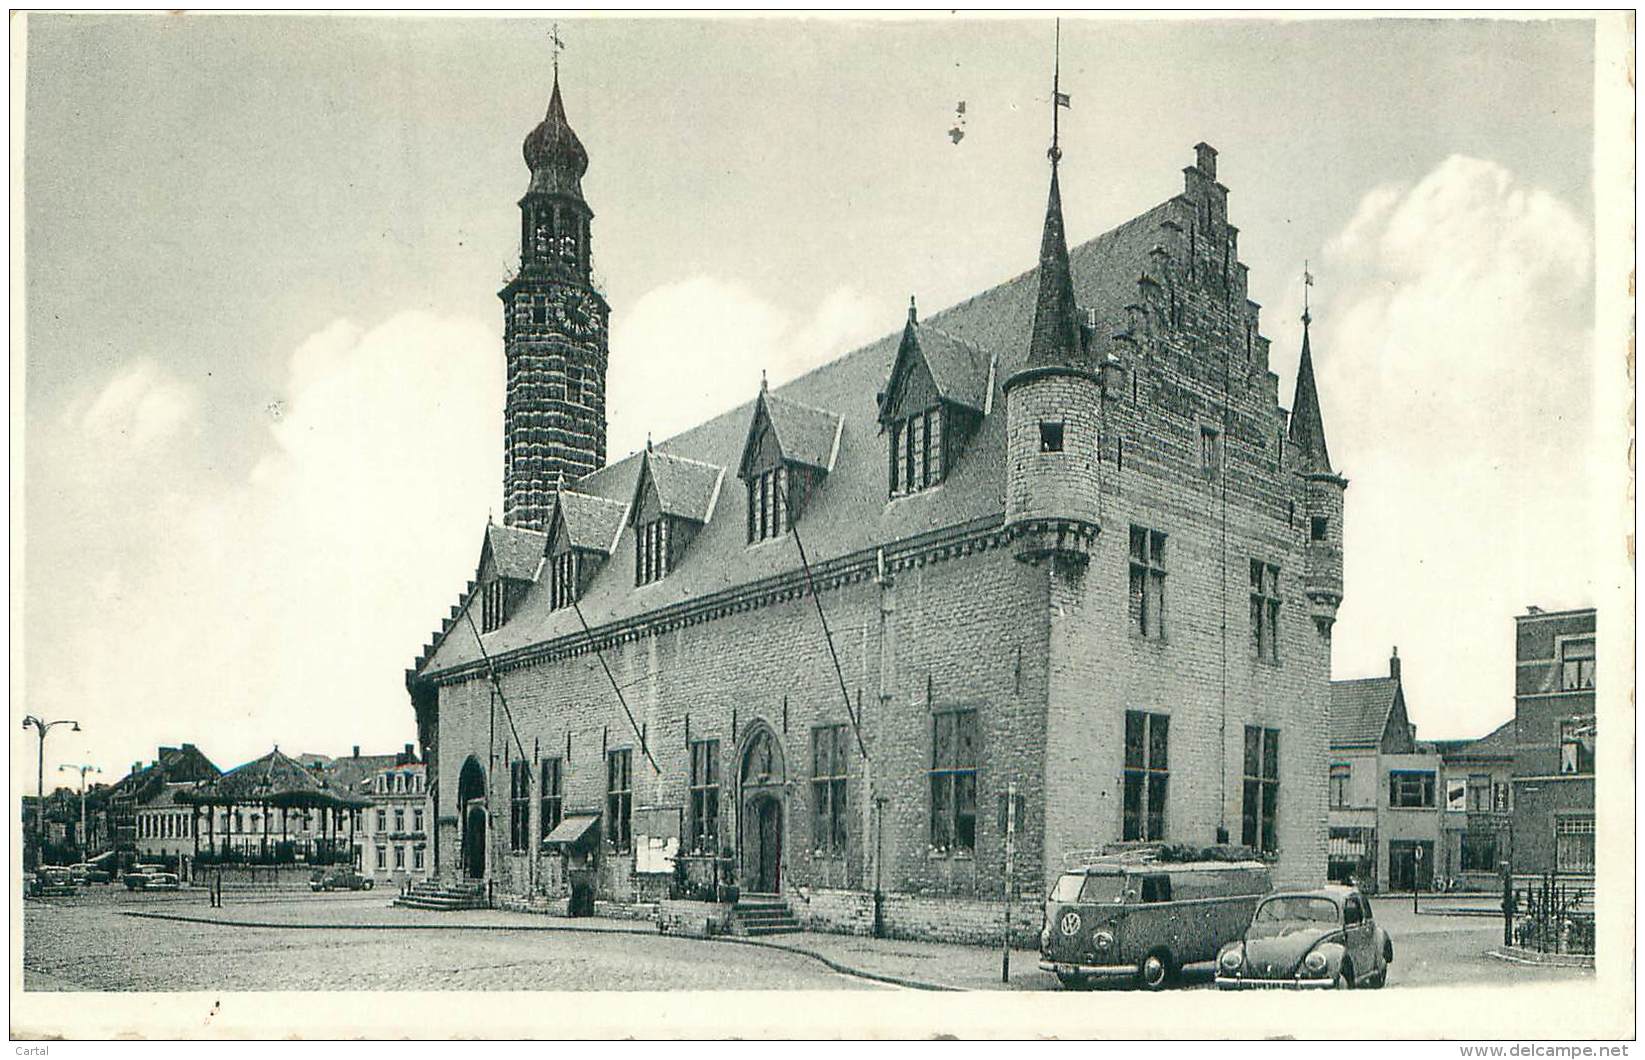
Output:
top-left (756, 799), bottom-right (782, 894)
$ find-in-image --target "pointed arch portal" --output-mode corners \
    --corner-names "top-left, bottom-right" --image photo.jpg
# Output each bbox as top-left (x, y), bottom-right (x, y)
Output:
top-left (457, 756), bottom-right (487, 880)
top-left (738, 725), bottom-right (786, 895)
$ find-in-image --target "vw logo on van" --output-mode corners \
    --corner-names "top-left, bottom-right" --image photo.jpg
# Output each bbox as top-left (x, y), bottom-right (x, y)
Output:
top-left (1059, 911), bottom-right (1082, 936)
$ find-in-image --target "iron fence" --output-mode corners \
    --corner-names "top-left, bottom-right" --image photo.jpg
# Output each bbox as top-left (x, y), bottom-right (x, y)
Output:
top-left (1504, 872), bottom-right (1594, 956)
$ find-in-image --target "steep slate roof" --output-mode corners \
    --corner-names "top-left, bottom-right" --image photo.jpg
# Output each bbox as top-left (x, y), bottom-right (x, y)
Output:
top-left (487, 524), bottom-right (548, 581)
top-left (633, 449), bottom-right (724, 524)
top-left (888, 319), bottom-right (994, 414)
top-left (1440, 719), bottom-right (1516, 761)
top-left (110, 745), bottom-right (221, 802)
top-left (760, 390), bottom-right (844, 472)
top-left (553, 488), bottom-right (630, 554)
top-left (1329, 677), bottom-right (1400, 750)
top-left (1288, 320), bottom-right (1332, 474)
top-left (1023, 165), bottom-right (1089, 374)
top-left (324, 753), bottom-right (407, 796)
top-left (419, 164), bottom-right (1213, 679)
top-left (139, 781), bottom-right (204, 810)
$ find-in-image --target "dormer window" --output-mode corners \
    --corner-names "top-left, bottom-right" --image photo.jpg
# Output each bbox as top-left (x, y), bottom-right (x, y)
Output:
top-left (636, 518), bottom-right (671, 585)
top-left (748, 465), bottom-right (789, 543)
top-left (550, 550), bottom-right (579, 609)
top-left (481, 579), bottom-right (506, 633)
top-left (629, 447), bottom-right (723, 584)
top-left (890, 407), bottom-right (945, 496)
top-left (878, 311), bottom-right (988, 501)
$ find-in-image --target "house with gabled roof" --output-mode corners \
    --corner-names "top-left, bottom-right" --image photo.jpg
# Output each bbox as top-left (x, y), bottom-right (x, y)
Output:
top-left (1433, 718), bottom-right (1515, 889)
top-left (405, 66), bottom-right (1347, 942)
top-left (1327, 649), bottom-right (1440, 892)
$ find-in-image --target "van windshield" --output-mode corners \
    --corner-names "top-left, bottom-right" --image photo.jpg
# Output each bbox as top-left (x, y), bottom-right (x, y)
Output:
top-left (1051, 873), bottom-right (1127, 904)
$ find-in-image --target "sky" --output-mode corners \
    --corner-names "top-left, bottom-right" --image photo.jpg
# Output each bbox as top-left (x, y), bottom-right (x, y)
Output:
top-left (15, 13), bottom-right (1611, 789)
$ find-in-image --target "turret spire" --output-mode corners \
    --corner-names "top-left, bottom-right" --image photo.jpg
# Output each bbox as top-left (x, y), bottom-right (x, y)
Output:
top-left (1288, 274), bottom-right (1333, 474)
top-left (1024, 24), bottom-right (1081, 373)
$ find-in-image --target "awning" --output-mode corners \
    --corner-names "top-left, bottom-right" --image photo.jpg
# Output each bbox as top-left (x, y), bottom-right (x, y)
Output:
top-left (541, 814), bottom-right (600, 852)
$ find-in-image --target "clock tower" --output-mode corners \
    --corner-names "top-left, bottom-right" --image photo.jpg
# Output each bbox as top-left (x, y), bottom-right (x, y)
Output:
top-left (498, 70), bottom-right (609, 530)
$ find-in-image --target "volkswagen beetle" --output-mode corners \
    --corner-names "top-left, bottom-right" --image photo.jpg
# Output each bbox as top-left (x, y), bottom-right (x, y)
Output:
top-left (1215, 885), bottom-right (1392, 990)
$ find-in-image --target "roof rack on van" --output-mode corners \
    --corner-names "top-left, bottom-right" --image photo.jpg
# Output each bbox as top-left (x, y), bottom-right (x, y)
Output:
top-left (1062, 841), bottom-right (1264, 869)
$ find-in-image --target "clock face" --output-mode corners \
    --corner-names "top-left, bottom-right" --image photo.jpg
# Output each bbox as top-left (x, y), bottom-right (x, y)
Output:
top-left (560, 289), bottom-right (603, 340)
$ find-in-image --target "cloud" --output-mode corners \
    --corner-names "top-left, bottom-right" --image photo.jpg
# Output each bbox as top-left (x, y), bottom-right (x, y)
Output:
top-left (606, 278), bottom-right (887, 460)
top-left (25, 310), bottom-right (502, 771)
top-left (71, 359), bottom-right (198, 448)
top-left (1297, 156), bottom-right (1596, 738)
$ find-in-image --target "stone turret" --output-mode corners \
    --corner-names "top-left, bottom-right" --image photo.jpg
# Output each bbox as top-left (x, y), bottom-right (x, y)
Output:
top-left (1004, 155), bottom-right (1103, 566)
top-left (1290, 311), bottom-right (1347, 633)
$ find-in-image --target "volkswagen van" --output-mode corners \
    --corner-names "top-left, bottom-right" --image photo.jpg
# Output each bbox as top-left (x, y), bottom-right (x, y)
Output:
top-left (1038, 856), bottom-right (1271, 989)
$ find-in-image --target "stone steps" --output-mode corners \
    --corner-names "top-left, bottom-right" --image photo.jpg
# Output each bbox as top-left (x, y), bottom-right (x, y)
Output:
top-left (732, 896), bottom-right (800, 936)
top-left (393, 879), bottom-right (488, 911)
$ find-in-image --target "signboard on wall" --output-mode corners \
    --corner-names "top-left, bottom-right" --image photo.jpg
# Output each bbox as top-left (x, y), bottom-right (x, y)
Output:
top-left (1445, 778), bottom-right (1467, 812)
top-left (633, 805), bottom-right (681, 875)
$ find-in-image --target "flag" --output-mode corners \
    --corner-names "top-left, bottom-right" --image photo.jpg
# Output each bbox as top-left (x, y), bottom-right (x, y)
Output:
top-left (1054, 90), bottom-right (1071, 108)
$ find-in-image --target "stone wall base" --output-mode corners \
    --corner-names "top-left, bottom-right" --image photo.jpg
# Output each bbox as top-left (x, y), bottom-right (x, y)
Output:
top-left (793, 887), bottom-right (1044, 948)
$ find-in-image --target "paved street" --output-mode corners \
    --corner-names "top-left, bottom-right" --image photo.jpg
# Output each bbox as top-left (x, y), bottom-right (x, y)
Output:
top-left (23, 887), bottom-right (1592, 993)
top-left (23, 890), bottom-right (885, 992)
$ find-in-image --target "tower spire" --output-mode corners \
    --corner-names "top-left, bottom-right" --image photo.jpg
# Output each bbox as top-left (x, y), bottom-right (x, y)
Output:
top-left (1024, 21), bottom-right (1080, 372)
top-left (1049, 19), bottom-right (1071, 164)
top-left (1288, 269), bottom-right (1333, 474)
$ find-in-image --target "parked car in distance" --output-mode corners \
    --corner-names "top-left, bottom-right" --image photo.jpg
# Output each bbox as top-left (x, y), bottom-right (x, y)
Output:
top-left (143, 872), bottom-right (182, 891)
top-left (309, 867), bottom-right (374, 892)
top-left (68, 863), bottom-right (113, 885)
top-left (122, 864), bottom-right (168, 890)
top-left (1215, 885), bottom-right (1393, 990)
top-left (32, 866), bottom-right (78, 897)
top-left (1039, 853), bottom-right (1271, 990)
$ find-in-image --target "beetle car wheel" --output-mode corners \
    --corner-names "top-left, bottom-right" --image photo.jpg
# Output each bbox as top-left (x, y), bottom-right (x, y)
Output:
top-left (1138, 951), bottom-right (1172, 991)
top-left (1056, 973), bottom-right (1088, 990)
top-left (1333, 963), bottom-right (1353, 990)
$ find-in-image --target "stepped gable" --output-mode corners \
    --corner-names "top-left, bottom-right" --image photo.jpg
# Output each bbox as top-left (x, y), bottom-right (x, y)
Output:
top-left (416, 183), bottom-right (1207, 681)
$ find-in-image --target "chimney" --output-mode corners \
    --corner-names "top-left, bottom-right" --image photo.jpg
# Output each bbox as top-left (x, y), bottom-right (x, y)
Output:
top-left (404, 743), bottom-right (415, 762)
top-left (1194, 142), bottom-right (1218, 180)
top-left (353, 746), bottom-right (360, 758)
top-left (1389, 646), bottom-right (1401, 682)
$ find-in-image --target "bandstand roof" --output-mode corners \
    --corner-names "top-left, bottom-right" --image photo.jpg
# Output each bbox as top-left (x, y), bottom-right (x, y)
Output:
top-left (175, 748), bottom-right (371, 809)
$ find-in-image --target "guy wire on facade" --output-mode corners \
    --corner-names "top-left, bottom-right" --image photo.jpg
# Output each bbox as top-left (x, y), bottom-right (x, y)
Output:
top-left (790, 519), bottom-right (871, 761)
top-left (462, 605), bottom-right (529, 763)
top-left (569, 595), bottom-right (662, 775)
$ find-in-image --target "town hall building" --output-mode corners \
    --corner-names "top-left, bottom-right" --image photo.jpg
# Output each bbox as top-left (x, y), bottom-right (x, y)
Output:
top-left (406, 62), bottom-right (1346, 941)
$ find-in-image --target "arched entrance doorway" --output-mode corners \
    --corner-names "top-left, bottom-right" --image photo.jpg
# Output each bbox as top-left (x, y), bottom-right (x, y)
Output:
top-left (738, 726), bottom-right (785, 894)
top-left (457, 756), bottom-right (487, 880)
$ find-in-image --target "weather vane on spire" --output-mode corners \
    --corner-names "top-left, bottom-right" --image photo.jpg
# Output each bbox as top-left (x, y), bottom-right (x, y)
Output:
top-left (549, 22), bottom-right (566, 79)
top-left (1302, 260), bottom-right (1315, 325)
top-left (1049, 19), bottom-right (1071, 164)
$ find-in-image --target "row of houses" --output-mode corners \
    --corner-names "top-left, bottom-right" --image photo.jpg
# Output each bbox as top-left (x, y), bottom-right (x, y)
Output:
top-left (1327, 606), bottom-right (1597, 893)
top-left (26, 742), bottom-right (436, 887)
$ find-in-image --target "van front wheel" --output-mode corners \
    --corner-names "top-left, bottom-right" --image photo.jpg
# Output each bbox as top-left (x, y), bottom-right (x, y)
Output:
top-left (1056, 972), bottom-right (1088, 990)
top-left (1137, 951), bottom-right (1172, 991)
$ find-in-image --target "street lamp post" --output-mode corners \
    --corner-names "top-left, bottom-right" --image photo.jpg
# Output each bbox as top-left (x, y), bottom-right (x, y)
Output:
top-left (21, 715), bottom-right (80, 869)
top-left (59, 763), bottom-right (102, 862)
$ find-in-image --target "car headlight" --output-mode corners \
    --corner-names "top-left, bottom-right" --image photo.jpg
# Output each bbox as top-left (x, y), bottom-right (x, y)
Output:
top-left (1220, 948), bottom-right (1243, 971)
top-left (1093, 930), bottom-right (1114, 951)
top-left (1303, 951), bottom-right (1328, 975)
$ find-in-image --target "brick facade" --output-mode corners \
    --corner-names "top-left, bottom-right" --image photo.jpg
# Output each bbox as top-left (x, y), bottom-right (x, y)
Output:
top-left (408, 88), bottom-right (1343, 943)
